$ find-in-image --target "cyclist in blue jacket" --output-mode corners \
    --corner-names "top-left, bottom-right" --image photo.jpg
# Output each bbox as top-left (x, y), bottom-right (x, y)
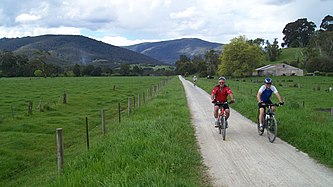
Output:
top-left (257, 78), bottom-right (284, 131)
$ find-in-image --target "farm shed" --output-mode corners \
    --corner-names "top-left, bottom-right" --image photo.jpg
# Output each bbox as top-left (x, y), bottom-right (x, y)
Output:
top-left (254, 63), bottom-right (303, 76)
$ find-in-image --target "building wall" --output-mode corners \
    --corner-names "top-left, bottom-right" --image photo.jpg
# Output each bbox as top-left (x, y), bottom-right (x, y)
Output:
top-left (255, 63), bottom-right (303, 76)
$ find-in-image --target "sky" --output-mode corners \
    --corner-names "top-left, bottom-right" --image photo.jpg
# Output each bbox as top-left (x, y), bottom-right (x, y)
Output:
top-left (0, 0), bottom-right (332, 46)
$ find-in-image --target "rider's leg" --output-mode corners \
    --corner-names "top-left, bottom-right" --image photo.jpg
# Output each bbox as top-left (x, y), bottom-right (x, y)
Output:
top-left (214, 105), bottom-right (219, 127)
top-left (225, 108), bottom-right (230, 120)
top-left (259, 107), bottom-right (264, 125)
top-left (214, 105), bottom-right (219, 119)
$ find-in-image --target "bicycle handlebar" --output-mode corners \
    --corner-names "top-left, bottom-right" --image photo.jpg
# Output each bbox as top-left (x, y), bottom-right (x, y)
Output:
top-left (259, 102), bottom-right (280, 107)
top-left (214, 101), bottom-right (228, 104)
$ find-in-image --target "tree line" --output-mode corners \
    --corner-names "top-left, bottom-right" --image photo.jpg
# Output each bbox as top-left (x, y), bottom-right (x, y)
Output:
top-left (176, 15), bottom-right (333, 77)
top-left (0, 50), bottom-right (175, 77)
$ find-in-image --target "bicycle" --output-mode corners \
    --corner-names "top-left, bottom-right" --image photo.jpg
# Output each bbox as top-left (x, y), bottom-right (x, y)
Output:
top-left (215, 101), bottom-right (229, 140)
top-left (257, 103), bottom-right (280, 143)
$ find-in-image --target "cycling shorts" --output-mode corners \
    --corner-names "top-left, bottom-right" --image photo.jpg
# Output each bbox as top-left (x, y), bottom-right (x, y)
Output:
top-left (258, 100), bottom-right (272, 108)
top-left (215, 103), bottom-right (229, 110)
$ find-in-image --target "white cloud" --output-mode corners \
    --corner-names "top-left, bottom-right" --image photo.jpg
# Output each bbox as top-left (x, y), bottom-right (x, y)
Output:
top-left (15, 13), bottom-right (41, 23)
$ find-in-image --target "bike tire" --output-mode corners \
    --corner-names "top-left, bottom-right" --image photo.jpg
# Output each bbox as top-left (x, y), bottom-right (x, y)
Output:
top-left (221, 117), bottom-right (226, 140)
top-left (267, 116), bottom-right (277, 143)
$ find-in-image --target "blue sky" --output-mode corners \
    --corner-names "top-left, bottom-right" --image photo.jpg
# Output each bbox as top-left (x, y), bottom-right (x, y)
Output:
top-left (0, 0), bottom-right (332, 46)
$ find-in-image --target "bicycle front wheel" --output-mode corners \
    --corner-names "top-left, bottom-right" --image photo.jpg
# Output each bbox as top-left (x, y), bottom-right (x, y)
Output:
top-left (221, 117), bottom-right (226, 140)
top-left (267, 116), bottom-right (277, 143)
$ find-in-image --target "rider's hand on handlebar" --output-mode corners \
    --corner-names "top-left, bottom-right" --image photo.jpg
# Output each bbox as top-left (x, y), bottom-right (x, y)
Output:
top-left (211, 99), bottom-right (216, 103)
top-left (258, 101), bottom-right (263, 106)
top-left (230, 99), bottom-right (235, 104)
top-left (279, 101), bottom-right (284, 106)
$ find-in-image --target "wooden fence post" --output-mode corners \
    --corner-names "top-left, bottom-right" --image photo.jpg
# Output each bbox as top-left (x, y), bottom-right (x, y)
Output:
top-left (56, 128), bottom-right (64, 175)
top-left (63, 91), bottom-right (67, 104)
top-left (118, 102), bottom-right (121, 123)
top-left (101, 109), bottom-right (106, 135)
top-left (128, 97), bottom-right (132, 115)
top-left (28, 101), bottom-right (33, 115)
top-left (85, 115), bottom-right (89, 150)
top-left (133, 95), bottom-right (136, 109)
top-left (137, 94), bottom-right (140, 109)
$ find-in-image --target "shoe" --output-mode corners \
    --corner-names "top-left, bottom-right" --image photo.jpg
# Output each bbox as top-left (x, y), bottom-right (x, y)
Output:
top-left (214, 120), bottom-right (219, 128)
top-left (259, 124), bottom-right (263, 131)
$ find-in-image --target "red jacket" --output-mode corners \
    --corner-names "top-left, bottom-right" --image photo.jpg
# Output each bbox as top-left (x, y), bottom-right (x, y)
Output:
top-left (211, 85), bottom-right (233, 102)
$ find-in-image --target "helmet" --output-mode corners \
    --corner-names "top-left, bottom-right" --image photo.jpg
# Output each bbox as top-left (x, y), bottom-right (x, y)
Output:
top-left (264, 77), bottom-right (272, 84)
top-left (219, 76), bottom-right (226, 81)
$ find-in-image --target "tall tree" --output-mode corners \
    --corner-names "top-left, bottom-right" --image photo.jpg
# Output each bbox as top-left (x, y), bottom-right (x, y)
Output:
top-left (73, 64), bottom-right (81, 77)
top-left (119, 63), bottom-right (130, 76)
top-left (265, 38), bottom-right (282, 61)
top-left (282, 18), bottom-right (316, 48)
top-left (175, 55), bottom-right (193, 75)
top-left (218, 36), bottom-right (263, 77)
top-left (204, 50), bottom-right (219, 76)
top-left (192, 55), bottom-right (207, 77)
top-left (320, 15), bottom-right (333, 32)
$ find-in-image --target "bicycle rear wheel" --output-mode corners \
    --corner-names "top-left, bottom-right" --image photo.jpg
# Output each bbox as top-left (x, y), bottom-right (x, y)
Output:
top-left (267, 116), bottom-right (277, 143)
top-left (221, 117), bottom-right (226, 140)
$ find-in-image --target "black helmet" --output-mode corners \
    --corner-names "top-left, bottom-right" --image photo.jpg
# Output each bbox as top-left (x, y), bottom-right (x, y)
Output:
top-left (219, 76), bottom-right (226, 81)
top-left (264, 77), bottom-right (272, 84)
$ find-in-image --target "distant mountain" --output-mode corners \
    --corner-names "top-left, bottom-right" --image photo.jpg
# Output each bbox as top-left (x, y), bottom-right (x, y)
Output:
top-left (123, 38), bottom-right (224, 65)
top-left (0, 35), bottom-right (162, 67)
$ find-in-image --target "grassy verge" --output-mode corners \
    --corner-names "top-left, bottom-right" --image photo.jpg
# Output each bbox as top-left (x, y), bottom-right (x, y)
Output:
top-left (50, 77), bottom-right (209, 186)
top-left (195, 76), bottom-right (333, 168)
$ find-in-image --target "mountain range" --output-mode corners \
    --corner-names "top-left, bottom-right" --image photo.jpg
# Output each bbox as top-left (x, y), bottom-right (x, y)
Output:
top-left (123, 38), bottom-right (223, 64)
top-left (0, 35), bottom-right (224, 67)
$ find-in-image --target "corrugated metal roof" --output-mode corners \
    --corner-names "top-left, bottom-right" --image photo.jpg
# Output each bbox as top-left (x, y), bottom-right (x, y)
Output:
top-left (255, 64), bottom-right (275, 71)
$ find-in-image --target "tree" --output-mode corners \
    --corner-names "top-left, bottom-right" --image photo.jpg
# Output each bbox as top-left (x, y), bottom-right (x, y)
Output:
top-left (248, 38), bottom-right (265, 47)
top-left (82, 65), bottom-right (95, 76)
top-left (175, 55), bottom-right (193, 75)
top-left (73, 64), bottom-right (81, 77)
top-left (320, 15), bottom-right (333, 32)
top-left (192, 55), bottom-right (206, 77)
top-left (265, 38), bottom-right (282, 61)
top-left (32, 50), bottom-right (50, 77)
top-left (91, 66), bottom-right (102, 76)
top-left (132, 65), bottom-right (143, 75)
top-left (304, 30), bottom-right (333, 72)
top-left (0, 51), bottom-right (18, 77)
top-left (119, 63), bottom-right (130, 75)
top-left (218, 36), bottom-right (263, 77)
top-left (34, 69), bottom-right (43, 77)
top-left (204, 50), bottom-right (219, 76)
top-left (282, 18), bottom-right (316, 48)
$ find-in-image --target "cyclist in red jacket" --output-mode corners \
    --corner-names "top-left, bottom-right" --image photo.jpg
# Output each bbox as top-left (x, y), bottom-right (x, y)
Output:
top-left (211, 77), bottom-right (235, 127)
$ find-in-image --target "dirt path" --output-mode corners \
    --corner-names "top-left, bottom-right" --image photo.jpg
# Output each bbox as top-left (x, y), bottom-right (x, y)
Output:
top-left (179, 76), bottom-right (333, 187)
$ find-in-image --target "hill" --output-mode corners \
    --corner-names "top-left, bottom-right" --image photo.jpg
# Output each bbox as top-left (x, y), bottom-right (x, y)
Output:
top-left (0, 35), bottom-right (162, 67)
top-left (123, 38), bottom-right (224, 65)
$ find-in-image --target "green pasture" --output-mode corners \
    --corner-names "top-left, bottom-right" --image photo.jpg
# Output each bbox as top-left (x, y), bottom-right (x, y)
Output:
top-left (0, 76), bottom-right (181, 186)
top-left (50, 77), bottom-right (206, 186)
top-left (195, 75), bottom-right (333, 168)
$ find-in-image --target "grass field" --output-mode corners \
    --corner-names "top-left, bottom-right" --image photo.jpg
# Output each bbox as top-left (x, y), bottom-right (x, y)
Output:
top-left (1, 76), bottom-right (191, 186)
top-left (195, 76), bottom-right (333, 168)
